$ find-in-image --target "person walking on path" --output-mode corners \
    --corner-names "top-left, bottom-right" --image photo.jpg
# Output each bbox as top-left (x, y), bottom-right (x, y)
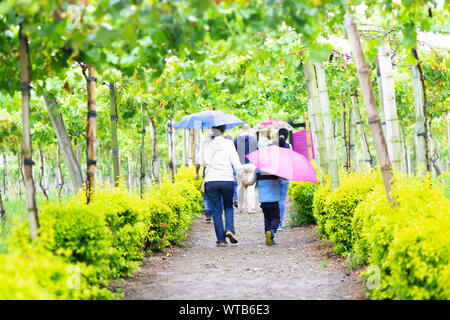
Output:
top-left (277, 128), bottom-right (291, 231)
top-left (196, 131), bottom-right (217, 223)
top-left (234, 124), bottom-right (258, 214)
top-left (198, 125), bottom-right (244, 247)
top-left (244, 129), bottom-right (280, 245)
top-left (244, 168), bottom-right (280, 246)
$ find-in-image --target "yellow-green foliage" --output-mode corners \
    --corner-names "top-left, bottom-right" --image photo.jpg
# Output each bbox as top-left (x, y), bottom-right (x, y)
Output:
top-left (322, 170), bottom-right (381, 255)
top-left (312, 174), bottom-right (332, 239)
top-left (175, 166), bottom-right (203, 190)
top-left (10, 199), bottom-right (118, 283)
top-left (0, 249), bottom-right (114, 299)
top-left (351, 184), bottom-right (390, 266)
top-left (353, 174), bottom-right (450, 300)
top-left (145, 175), bottom-right (202, 247)
top-left (70, 186), bottom-right (148, 277)
top-left (288, 181), bottom-right (318, 226)
top-left (1, 167), bottom-right (203, 300)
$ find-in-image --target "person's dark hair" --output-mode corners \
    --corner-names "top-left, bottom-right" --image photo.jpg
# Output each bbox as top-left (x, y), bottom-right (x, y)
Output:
top-left (279, 128), bottom-right (289, 147)
top-left (211, 125), bottom-right (226, 139)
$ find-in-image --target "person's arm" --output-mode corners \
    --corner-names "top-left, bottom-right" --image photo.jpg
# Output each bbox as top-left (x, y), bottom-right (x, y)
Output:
top-left (195, 163), bottom-right (201, 180)
top-left (243, 169), bottom-right (256, 187)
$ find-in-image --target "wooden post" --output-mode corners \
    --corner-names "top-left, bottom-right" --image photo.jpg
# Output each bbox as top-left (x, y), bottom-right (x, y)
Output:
top-left (140, 104), bottom-right (146, 198)
top-left (411, 64), bottom-right (427, 174)
top-left (349, 95), bottom-right (357, 170)
top-left (378, 42), bottom-right (403, 173)
top-left (19, 24), bottom-right (39, 240)
top-left (341, 108), bottom-right (349, 171)
top-left (149, 116), bottom-right (160, 184)
top-left (109, 82), bottom-right (120, 187)
top-left (83, 64), bottom-right (97, 204)
top-left (353, 97), bottom-right (374, 170)
top-left (344, 10), bottom-right (393, 204)
top-left (38, 148), bottom-right (49, 201)
top-left (375, 57), bottom-right (387, 137)
top-left (304, 62), bottom-right (328, 174)
top-left (315, 62), bottom-right (339, 190)
top-left (43, 95), bottom-right (83, 190)
top-left (167, 120), bottom-right (175, 182)
top-left (2, 153), bottom-right (8, 201)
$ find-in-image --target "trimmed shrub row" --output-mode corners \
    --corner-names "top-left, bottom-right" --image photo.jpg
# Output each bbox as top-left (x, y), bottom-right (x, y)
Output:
top-left (0, 167), bottom-right (202, 299)
top-left (289, 169), bottom-right (450, 299)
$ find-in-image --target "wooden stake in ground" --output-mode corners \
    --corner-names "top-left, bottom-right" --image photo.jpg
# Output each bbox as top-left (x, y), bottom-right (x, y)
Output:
top-left (38, 148), bottom-right (49, 201)
top-left (43, 94), bottom-right (83, 190)
top-left (348, 98), bottom-right (357, 170)
top-left (378, 42), bottom-right (403, 173)
top-left (57, 145), bottom-right (64, 198)
top-left (411, 61), bottom-right (428, 174)
top-left (109, 82), bottom-right (120, 187)
top-left (341, 108), bottom-right (349, 171)
top-left (375, 57), bottom-right (387, 137)
top-left (315, 62), bottom-right (339, 190)
top-left (149, 116), bottom-right (160, 184)
top-left (344, 10), bottom-right (393, 204)
top-left (304, 62), bottom-right (329, 175)
top-left (19, 24), bottom-right (39, 240)
top-left (82, 64), bottom-right (97, 204)
top-left (0, 185), bottom-right (5, 222)
top-left (167, 120), bottom-right (175, 182)
top-left (2, 153), bottom-right (8, 201)
top-left (353, 95), bottom-right (374, 170)
top-left (140, 104), bottom-right (146, 197)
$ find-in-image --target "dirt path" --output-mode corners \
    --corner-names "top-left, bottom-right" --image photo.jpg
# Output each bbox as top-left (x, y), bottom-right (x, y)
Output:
top-left (117, 206), bottom-right (367, 300)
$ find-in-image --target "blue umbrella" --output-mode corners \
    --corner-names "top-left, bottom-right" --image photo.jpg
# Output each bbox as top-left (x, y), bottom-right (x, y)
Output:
top-left (172, 110), bottom-right (243, 130)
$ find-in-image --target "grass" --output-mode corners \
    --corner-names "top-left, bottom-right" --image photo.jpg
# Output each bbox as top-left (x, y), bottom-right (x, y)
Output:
top-left (0, 192), bottom-right (72, 254)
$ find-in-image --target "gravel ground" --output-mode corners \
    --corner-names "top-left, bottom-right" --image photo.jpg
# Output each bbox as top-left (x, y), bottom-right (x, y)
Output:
top-left (115, 205), bottom-right (368, 300)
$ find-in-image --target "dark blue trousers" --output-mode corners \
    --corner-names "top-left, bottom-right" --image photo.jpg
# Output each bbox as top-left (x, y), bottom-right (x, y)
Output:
top-left (260, 202), bottom-right (280, 233)
top-left (205, 181), bottom-right (235, 243)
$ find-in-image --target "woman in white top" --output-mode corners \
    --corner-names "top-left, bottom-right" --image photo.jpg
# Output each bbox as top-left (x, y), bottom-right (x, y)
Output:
top-left (198, 125), bottom-right (244, 247)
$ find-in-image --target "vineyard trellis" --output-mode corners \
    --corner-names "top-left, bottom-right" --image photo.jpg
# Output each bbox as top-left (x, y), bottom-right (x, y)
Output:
top-left (0, 0), bottom-right (448, 301)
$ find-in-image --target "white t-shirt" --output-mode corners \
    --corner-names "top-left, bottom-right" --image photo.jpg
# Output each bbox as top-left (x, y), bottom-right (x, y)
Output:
top-left (198, 136), bottom-right (244, 182)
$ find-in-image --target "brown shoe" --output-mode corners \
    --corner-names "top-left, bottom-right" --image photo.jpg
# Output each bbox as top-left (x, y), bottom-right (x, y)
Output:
top-left (205, 217), bottom-right (212, 222)
top-left (225, 231), bottom-right (238, 244)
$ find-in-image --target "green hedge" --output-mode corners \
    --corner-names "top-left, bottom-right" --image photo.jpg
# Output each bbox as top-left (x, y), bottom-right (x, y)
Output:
top-left (0, 167), bottom-right (202, 299)
top-left (290, 168), bottom-right (450, 299)
top-left (287, 181), bottom-right (318, 226)
top-left (353, 174), bottom-right (450, 299)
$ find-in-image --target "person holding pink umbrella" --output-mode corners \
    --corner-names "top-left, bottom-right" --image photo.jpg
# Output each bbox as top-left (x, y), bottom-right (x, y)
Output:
top-left (243, 167), bottom-right (281, 246)
top-left (244, 143), bottom-right (318, 245)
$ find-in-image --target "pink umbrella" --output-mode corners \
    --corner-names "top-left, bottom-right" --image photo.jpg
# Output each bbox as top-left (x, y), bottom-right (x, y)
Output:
top-left (245, 145), bottom-right (317, 182)
top-left (251, 117), bottom-right (294, 134)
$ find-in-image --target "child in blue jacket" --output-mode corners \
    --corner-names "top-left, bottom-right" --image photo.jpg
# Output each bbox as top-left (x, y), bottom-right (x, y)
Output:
top-left (244, 168), bottom-right (280, 246)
